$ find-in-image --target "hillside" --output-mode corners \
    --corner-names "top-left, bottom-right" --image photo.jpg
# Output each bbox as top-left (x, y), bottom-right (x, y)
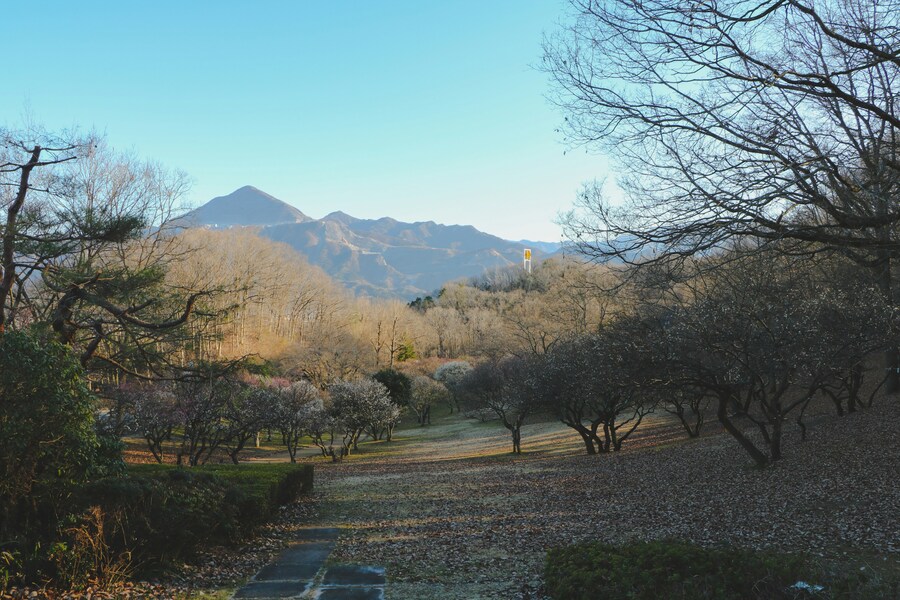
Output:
top-left (182, 186), bottom-right (547, 298)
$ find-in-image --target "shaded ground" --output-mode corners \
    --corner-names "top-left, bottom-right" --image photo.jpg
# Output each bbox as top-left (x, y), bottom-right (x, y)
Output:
top-left (35, 402), bottom-right (899, 599)
top-left (305, 405), bottom-right (900, 599)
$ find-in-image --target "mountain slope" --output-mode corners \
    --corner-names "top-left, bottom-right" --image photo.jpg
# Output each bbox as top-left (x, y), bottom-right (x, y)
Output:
top-left (184, 186), bottom-right (545, 298)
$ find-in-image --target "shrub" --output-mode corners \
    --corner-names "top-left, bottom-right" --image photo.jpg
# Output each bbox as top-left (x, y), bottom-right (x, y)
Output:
top-left (76, 470), bottom-right (236, 566)
top-left (0, 330), bottom-right (104, 540)
top-left (545, 540), bottom-right (811, 600)
top-left (372, 369), bottom-right (412, 406)
top-left (74, 463), bottom-right (313, 573)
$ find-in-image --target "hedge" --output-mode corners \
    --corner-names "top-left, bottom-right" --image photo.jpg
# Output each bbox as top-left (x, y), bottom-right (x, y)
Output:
top-left (545, 539), bottom-right (813, 600)
top-left (73, 463), bottom-right (313, 569)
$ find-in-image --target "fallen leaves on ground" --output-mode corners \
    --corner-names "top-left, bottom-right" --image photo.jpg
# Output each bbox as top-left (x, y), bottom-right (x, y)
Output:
top-left (312, 404), bottom-right (900, 599)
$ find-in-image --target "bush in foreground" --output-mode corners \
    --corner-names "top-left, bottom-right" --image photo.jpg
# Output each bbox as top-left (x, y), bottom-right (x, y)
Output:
top-left (544, 539), bottom-right (887, 600)
top-left (0, 331), bottom-right (106, 540)
top-left (48, 463), bottom-right (314, 586)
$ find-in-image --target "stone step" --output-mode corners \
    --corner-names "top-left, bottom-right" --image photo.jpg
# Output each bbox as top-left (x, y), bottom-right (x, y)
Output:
top-left (322, 565), bottom-right (386, 587)
top-left (231, 527), bottom-right (385, 600)
top-left (233, 579), bottom-right (313, 599)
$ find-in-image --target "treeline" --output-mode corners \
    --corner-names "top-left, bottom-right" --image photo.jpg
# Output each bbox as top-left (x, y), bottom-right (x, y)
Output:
top-left (158, 228), bottom-right (622, 380)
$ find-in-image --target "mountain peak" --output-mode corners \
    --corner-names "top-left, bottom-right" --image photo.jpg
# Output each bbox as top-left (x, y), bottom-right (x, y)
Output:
top-left (323, 210), bottom-right (360, 225)
top-left (181, 186), bottom-right (311, 228)
top-left (235, 184), bottom-right (264, 194)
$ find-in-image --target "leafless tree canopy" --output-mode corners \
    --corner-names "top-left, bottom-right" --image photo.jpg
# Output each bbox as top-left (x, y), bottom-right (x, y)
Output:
top-left (545, 0), bottom-right (900, 262)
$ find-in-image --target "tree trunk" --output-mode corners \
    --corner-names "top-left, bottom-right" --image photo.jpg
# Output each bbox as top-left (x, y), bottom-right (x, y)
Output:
top-left (824, 388), bottom-right (845, 416)
top-left (146, 435), bottom-right (163, 463)
top-left (769, 418), bottom-right (783, 462)
top-left (0, 146), bottom-right (42, 334)
top-left (716, 394), bottom-right (769, 467)
top-left (876, 253), bottom-right (899, 394)
top-left (566, 421), bottom-right (597, 455)
top-left (579, 431), bottom-right (597, 455)
top-left (511, 427), bottom-right (521, 454)
top-left (883, 343), bottom-right (898, 394)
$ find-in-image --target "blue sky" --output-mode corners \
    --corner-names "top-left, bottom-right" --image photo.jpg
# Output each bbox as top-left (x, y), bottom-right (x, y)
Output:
top-left (3, 1), bottom-right (608, 241)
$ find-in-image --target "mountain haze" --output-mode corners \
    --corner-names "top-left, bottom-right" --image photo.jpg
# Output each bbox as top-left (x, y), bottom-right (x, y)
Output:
top-left (182, 186), bottom-right (544, 298)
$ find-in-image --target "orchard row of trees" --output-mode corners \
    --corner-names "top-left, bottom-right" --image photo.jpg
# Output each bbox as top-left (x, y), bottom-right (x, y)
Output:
top-left (459, 249), bottom-right (893, 466)
top-left (114, 374), bottom-right (405, 465)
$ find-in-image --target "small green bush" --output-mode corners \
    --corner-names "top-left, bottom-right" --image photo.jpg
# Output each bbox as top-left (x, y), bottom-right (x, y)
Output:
top-left (545, 539), bottom-right (812, 600)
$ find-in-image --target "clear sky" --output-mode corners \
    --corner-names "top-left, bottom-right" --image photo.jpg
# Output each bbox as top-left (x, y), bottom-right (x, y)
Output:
top-left (3, 1), bottom-right (608, 242)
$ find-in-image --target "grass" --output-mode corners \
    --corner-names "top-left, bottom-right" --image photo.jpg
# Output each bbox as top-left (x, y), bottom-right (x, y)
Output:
top-left (127, 462), bottom-right (311, 501)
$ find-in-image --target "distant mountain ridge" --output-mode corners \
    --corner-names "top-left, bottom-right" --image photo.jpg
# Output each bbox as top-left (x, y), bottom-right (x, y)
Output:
top-left (180, 186), bottom-right (555, 298)
top-left (518, 239), bottom-right (564, 254)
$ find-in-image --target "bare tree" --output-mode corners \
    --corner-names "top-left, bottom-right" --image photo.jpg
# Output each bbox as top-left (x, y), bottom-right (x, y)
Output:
top-left (409, 376), bottom-right (448, 426)
top-left (660, 252), bottom-right (892, 466)
top-left (173, 373), bottom-right (229, 466)
top-left (545, 0), bottom-right (900, 389)
top-left (126, 383), bottom-right (178, 463)
top-left (660, 386), bottom-right (709, 439)
top-left (221, 382), bottom-right (272, 464)
top-left (460, 357), bottom-right (541, 454)
top-left (328, 378), bottom-right (397, 455)
top-left (540, 318), bottom-right (656, 455)
top-left (434, 360), bottom-right (473, 414)
top-left (272, 380), bottom-right (322, 463)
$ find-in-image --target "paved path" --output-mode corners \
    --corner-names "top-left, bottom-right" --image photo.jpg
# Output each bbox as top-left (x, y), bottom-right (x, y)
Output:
top-left (233, 528), bottom-right (385, 600)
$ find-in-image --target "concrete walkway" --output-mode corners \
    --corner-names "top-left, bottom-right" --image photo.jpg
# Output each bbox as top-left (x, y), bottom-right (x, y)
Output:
top-left (232, 528), bottom-right (385, 600)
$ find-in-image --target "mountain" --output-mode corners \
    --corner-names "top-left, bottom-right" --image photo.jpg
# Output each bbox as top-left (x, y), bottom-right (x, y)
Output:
top-left (183, 186), bottom-right (550, 298)
top-left (178, 186), bottom-right (311, 228)
top-left (518, 239), bottom-right (564, 254)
